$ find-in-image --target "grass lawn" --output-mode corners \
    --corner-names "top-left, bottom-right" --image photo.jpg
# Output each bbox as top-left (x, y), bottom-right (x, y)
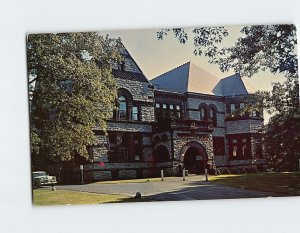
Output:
top-left (33, 189), bottom-right (142, 206)
top-left (209, 172), bottom-right (300, 196)
top-left (95, 177), bottom-right (162, 184)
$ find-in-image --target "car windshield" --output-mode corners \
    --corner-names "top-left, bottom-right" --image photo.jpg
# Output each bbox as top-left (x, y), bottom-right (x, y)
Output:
top-left (33, 172), bottom-right (47, 177)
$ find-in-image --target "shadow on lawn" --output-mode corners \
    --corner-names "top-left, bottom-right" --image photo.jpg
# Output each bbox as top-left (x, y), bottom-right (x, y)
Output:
top-left (209, 172), bottom-right (300, 196)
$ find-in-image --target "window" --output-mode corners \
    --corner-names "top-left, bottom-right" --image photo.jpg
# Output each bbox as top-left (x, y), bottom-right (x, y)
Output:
top-left (252, 111), bottom-right (257, 117)
top-left (118, 96), bottom-right (127, 119)
top-left (169, 104), bottom-right (174, 110)
top-left (233, 145), bottom-right (238, 157)
top-left (155, 103), bottom-right (160, 109)
top-left (135, 155), bottom-right (140, 161)
top-left (176, 105), bottom-right (181, 118)
top-left (230, 103), bottom-right (236, 113)
top-left (232, 139), bottom-right (237, 143)
top-left (120, 148), bottom-right (129, 162)
top-left (209, 106), bottom-right (217, 126)
top-left (240, 103), bottom-right (245, 109)
top-left (200, 107), bottom-right (207, 120)
top-left (132, 106), bottom-right (138, 121)
top-left (209, 108), bottom-right (214, 118)
top-left (242, 138), bottom-right (247, 143)
top-left (242, 145), bottom-right (247, 156)
top-left (162, 104), bottom-right (167, 109)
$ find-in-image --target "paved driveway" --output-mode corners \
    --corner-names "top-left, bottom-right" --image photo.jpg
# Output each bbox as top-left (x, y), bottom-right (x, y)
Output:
top-left (55, 175), bottom-right (277, 201)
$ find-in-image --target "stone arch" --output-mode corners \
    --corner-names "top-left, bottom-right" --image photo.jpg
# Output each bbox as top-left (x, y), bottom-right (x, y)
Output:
top-left (117, 88), bottom-right (133, 104)
top-left (180, 141), bottom-right (208, 174)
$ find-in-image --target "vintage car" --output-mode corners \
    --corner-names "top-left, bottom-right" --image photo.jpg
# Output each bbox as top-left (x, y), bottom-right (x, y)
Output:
top-left (32, 171), bottom-right (57, 188)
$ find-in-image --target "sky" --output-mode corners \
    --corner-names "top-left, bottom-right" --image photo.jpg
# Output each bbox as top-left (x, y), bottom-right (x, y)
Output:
top-left (98, 26), bottom-right (293, 123)
top-left (98, 26), bottom-right (287, 93)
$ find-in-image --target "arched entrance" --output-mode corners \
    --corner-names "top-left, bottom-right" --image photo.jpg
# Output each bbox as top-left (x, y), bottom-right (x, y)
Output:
top-left (181, 141), bottom-right (208, 174)
top-left (154, 145), bottom-right (170, 162)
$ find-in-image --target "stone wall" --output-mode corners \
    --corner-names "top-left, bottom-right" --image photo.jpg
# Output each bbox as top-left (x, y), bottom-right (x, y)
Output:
top-left (93, 171), bottom-right (112, 181)
top-left (116, 78), bottom-right (153, 103)
top-left (140, 106), bottom-right (155, 122)
top-left (107, 122), bottom-right (152, 133)
top-left (185, 97), bottom-right (225, 129)
top-left (91, 135), bottom-right (109, 162)
top-left (225, 119), bottom-right (263, 134)
top-left (214, 155), bottom-right (228, 166)
top-left (186, 97), bottom-right (225, 112)
top-left (212, 127), bottom-right (225, 137)
top-left (172, 133), bottom-right (214, 163)
top-left (119, 170), bottom-right (137, 179)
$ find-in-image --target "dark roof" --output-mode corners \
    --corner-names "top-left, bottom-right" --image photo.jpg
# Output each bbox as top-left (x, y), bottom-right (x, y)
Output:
top-left (112, 69), bottom-right (149, 83)
top-left (151, 61), bottom-right (220, 94)
top-left (212, 73), bottom-right (248, 96)
top-left (151, 61), bottom-right (249, 97)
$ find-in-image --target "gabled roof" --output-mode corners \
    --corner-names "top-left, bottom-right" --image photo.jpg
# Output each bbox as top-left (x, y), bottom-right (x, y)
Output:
top-left (151, 62), bottom-right (220, 95)
top-left (151, 61), bottom-right (249, 97)
top-left (212, 73), bottom-right (248, 96)
top-left (112, 42), bottom-right (151, 84)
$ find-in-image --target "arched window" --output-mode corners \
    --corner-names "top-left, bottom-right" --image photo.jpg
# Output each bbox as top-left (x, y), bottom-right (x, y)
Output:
top-left (199, 103), bottom-right (208, 120)
top-left (115, 89), bottom-right (138, 121)
top-left (118, 96), bottom-right (127, 120)
top-left (209, 105), bottom-right (217, 126)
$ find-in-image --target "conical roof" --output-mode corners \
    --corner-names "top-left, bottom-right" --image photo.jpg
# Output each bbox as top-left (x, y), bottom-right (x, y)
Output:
top-left (151, 62), bottom-right (220, 94)
top-left (212, 73), bottom-right (249, 96)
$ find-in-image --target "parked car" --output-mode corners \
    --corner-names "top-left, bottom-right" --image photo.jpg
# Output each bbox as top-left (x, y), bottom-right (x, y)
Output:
top-left (32, 171), bottom-right (57, 188)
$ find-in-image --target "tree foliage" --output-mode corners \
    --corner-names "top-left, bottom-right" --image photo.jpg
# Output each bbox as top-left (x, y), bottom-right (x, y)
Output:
top-left (28, 32), bottom-right (121, 162)
top-left (157, 25), bottom-right (298, 78)
top-left (263, 110), bottom-right (300, 171)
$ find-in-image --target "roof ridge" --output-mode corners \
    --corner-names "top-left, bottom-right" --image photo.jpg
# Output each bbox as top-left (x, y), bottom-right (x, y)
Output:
top-left (186, 61), bottom-right (191, 93)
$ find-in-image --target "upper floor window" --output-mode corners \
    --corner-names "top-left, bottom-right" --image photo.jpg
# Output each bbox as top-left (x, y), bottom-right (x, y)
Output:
top-left (132, 106), bottom-right (138, 121)
top-left (199, 103), bottom-right (208, 120)
top-left (240, 103), bottom-right (245, 109)
top-left (232, 145), bottom-right (238, 157)
top-left (209, 105), bottom-right (217, 126)
top-left (176, 105), bottom-right (181, 118)
top-left (154, 102), bottom-right (182, 120)
top-left (118, 96), bottom-right (127, 120)
top-left (230, 103), bottom-right (236, 113)
top-left (113, 89), bottom-right (137, 122)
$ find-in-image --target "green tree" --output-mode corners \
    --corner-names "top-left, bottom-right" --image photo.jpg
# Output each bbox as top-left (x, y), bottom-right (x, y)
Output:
top-left (28, 32), bottom-right (121, 164)
top-left (158, 25), bottom-right (299, 171)
top-left (157, 25), bottom-right (297, 78)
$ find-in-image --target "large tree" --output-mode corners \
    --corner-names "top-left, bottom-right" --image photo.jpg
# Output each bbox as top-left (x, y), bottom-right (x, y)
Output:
top-left (158, 25), bottom-right (299, 171)
top-left (28, 32), bottom-right (121, 164)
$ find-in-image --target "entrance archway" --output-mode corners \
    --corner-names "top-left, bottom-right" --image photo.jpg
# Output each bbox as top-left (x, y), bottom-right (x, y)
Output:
top-left (181, 141), bottom-right (208, 174)
top-left (154, 145), bottom-right (170, 162)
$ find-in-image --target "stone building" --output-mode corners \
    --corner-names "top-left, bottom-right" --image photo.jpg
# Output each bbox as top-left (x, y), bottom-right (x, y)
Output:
top-left (85, 45), bottom-right (266, 181)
